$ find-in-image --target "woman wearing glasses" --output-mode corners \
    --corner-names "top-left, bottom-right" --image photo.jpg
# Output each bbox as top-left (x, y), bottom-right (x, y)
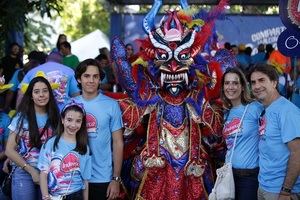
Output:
top-left (221, 67), bottom-right (263, 200)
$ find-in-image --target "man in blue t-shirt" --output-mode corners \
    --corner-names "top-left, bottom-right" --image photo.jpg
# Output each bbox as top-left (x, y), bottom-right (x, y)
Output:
top-left (249, 63), bottom-right (300, 200)
top-left (17, 52), bottom-right (80, 110)
top-left (74, 59), bottom-right (124, 200)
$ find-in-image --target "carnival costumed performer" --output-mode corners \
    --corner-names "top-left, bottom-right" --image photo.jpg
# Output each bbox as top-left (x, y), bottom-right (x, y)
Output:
top-left (111, 0), bottom-right (232, 199)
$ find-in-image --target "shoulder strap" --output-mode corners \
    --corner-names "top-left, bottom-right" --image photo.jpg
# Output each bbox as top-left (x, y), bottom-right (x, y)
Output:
top-left (229, 104), bottom-right (249, 163)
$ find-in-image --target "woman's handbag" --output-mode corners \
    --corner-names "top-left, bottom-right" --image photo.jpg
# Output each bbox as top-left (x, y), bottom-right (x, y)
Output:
top-left (209, 105), bottom-right (249, 200)
top-left (1, 172), bottom-right (12, 196)
top-left (49, 196), bottom-right (64, 200)
top-left (1, 147), bottom-right (33, 197)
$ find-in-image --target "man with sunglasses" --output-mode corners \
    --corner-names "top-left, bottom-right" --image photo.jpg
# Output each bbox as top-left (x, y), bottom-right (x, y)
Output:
top-left (249, 63), bottom-right (300, 200)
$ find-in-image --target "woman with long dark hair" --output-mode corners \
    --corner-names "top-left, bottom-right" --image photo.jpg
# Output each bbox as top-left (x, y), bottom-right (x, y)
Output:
top-left (221, 67), bottom-right (263, 200)
top-left (38, 102), bottom-right (91, 200)
top-left (5, 76), bottom-right (60, 200)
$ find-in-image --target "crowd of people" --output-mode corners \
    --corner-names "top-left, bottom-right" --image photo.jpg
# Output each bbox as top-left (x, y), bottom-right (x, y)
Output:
top-left (0, 33), bottom-right (299, 200)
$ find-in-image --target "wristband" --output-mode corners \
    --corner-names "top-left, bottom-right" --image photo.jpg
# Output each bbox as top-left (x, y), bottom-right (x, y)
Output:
top-left (281, 186), bottom-right (291, 194)
top-left (21, 163), bottom-right (27, 170)
top-left (112, 176), bottom-right (122, 183)
top-left (42, 195), bottom-right (50, 200)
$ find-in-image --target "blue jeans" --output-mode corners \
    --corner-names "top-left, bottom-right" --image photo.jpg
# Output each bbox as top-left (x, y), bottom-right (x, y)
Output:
top-left (233, 167), bottom-right (259, 200)
top-left (12, 167), bottom-right (41, 200)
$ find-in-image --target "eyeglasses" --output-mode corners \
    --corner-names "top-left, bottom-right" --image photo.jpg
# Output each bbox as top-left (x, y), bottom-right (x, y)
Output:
top-left (259, 109), bottom-right (265, 126)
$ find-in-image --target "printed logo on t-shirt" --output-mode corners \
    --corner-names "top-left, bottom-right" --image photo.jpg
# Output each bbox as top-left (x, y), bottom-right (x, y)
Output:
top-left (223, 118), bottom-right (241, 138)
top-left (48, 152), bottom-right (80, 194)
top-left (259, 115), bottom-right (266, 137)
top-left (46, 70), bottom-right (68, 103)
top-left (61, 152), bottom-right (80, 172)
top-left (86, 113), bottom-right (98, 138)
top-left (19, 128), bottom-right (53, 166)
top-left (38, 128), bottom-right (53, 143)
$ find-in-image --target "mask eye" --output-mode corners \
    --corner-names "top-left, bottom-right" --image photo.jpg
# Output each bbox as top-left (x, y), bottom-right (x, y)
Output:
top-left (155, 49), bottom-right (168, 61)
top-left (177, 48), bottom-right (190, 61)
top-left (160, 53), bottom-right (167, 59)
top-left (180, 53), bottom-right (190, 60)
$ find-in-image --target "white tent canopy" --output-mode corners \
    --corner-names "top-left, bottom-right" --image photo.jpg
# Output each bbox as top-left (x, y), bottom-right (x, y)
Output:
top-left (71, 29), bottom-right (110, 61)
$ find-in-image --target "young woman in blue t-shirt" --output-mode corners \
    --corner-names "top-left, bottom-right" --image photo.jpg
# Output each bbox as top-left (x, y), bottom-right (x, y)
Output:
top-left (221, 67), bottom-right (263, 200)
top-left (38, 102), bottom-right (91, 200)
top-left (5, 76), bottom-right (60, 200)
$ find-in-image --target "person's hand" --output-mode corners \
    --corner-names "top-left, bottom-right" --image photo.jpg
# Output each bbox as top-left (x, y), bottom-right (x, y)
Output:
top-left (0, 76), bottom-right (5, 85)
top-left (278, 194), bottom-right (291, 200)
top-left (2, 159), bottom-right (10, 174)
top-left (27, 167), bottom-right (40, 184)
top-left (106, 181), bottom-right (120, 200)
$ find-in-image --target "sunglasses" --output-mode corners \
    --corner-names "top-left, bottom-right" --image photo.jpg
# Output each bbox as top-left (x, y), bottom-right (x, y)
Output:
top-left (259, 109), bottom-right (265, 126)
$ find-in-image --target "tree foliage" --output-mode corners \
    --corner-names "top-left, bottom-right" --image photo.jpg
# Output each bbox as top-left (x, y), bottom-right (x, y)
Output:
top-left (24, 15), bottom-right (57, 54)
top-left (0, 0), bottom-right (62, 57)
top-left (59, 0), bottom-right (110, 41)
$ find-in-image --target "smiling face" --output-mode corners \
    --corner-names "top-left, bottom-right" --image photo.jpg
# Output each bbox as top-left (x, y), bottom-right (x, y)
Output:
top-left (250, 71), bottom-right (278, 106)
top-left (62, 110), bottom-right (83, 137)
top-left (223, 72), bottom-right (242, 106)
top-left (77, 65), bottom-right (100, 99)
top-left (32, 81), bottom-right (50, 110)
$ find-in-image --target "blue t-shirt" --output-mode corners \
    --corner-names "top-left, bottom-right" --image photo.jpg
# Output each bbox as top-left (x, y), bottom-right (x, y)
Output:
top-left (9, 69), bottom-right (21, 92)
top-left (19, 61), bottom-right (79, 110)
top-left (251, 52), bottom-right (266, 64)
top-left (292, 77), bottom-right (300, 109)
top-left (74, 93), bottom-right (123, 183)
top-left (8, 113), bottom-right (54, 167)
top-left (258, 96), bottom-right (300, 193)
top-left (223, 101), bottom-right (263, 169)
top-left (38, 136), bottom-right (91, 196)
top-left (0, 112), bottom-right (10, 167)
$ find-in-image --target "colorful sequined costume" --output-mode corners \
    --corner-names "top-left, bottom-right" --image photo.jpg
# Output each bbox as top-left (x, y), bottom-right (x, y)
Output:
top-left (111, 0), bottom-right (231, 199)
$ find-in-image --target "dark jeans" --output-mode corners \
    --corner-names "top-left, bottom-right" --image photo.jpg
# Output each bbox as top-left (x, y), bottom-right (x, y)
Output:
top-left (233, 167), bottom-right (259, 200)
top-left (63, 189), bottom-right (83, 200)
top-left (88, 182), bottom-right (109, 200)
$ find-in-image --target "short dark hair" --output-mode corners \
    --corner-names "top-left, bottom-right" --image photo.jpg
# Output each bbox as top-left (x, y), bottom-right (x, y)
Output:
top-left (248, 63), bottom-right (279, 85)
top-left (75, 58), bottom-right (102, 89)
top-left (9, 42), bottom-right (20, 49)
top-left (28, 51), bottom-right (47, 64)
top-left (60, 41), bottom-right (71, 50)
top-left (257, 44), bottom-right (265, 52)
top-left (95, 53), bottom-right (108, 61)
top-left (224, 42), bottom-right (231, 50)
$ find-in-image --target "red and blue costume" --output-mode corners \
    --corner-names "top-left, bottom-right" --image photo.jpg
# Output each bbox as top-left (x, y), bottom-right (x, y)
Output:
top-left (111, 0), bottom-right (233, 199)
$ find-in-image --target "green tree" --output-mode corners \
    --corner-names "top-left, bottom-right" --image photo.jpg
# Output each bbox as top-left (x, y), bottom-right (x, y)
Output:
top-left (0, 0), bottom-right (62, 57)
top-left (59, 0), bottom-right (110, 41)
top-left (24, 15), bottom-right (57, 54)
